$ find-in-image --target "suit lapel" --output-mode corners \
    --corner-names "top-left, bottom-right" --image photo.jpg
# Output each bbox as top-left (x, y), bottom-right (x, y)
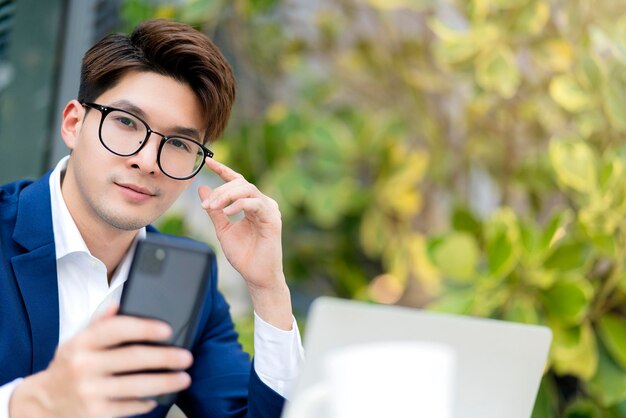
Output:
top-left (11, 172), bottom-right (60, 373)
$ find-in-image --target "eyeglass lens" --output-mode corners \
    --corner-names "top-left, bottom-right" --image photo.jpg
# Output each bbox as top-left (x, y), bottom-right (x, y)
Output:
top-left (101, 109), bottom-right (205, 179)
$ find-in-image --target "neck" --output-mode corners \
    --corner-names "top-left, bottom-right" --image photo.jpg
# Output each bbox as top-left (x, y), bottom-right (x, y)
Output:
top-left (80, 222), bottom-right (136, 284)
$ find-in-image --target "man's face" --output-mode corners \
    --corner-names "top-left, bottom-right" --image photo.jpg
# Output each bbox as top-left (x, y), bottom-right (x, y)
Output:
top-left (61, 70), bottom-right (205, 231)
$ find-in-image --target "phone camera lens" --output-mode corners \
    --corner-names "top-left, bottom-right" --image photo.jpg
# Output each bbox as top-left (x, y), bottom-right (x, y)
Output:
top-left (155, 248), bottom-right (166, 261)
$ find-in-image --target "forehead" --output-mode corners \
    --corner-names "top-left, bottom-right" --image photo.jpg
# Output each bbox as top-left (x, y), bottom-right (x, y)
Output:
top-left (95, 71), bottom-right (205, 136)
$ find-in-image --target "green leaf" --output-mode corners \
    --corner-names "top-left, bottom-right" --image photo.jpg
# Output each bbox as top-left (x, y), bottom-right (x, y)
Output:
top-left (179, 0), bottom-right (224, 25)
top-left (156, 214), bottom-right (187, 237)
top-left (538, 211), bottom-right (572, 255)
top-left (612, 397), bottom-right (626, 416)
top-left (563, 399), bottom-right (603, 418)
top-left (430, 232), bottom-right (480, 283)
top-left (588, 341), bottom-right (626, 407)
top-left (550, 139), bottom-right (597, 194)
top-left (505, 296), bottom-right (539, 324)
top-left (543, 279), bottom-right (592, 325)
top-left (451, 206), bottom-right (482, 237)
top-left (543, 242), bottom-right (587, 271)
top-left (550, 74), bottom-right (594, 113)
top-left (531, 377), bottom-right (557, 418)
top-left (428, 289), bottom-right (474, 315)
top-left (485, 209), bottom-right (521, 280)
top-left (475, 44), bottom-right (521, 98)
top-left (552, 322), bottom-right (598, 379)
top-left (598, 314), bottom-right (626, 370)
top-left (305, 179), bottom-right (357, 228)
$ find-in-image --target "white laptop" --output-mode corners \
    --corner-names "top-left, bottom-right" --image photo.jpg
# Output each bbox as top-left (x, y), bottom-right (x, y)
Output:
top-left (283, 297), bottom-right (552, 418)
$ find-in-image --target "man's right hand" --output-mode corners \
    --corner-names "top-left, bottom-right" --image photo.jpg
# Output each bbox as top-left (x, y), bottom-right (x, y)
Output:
top-left (8, 306), bottom-right (193, 418)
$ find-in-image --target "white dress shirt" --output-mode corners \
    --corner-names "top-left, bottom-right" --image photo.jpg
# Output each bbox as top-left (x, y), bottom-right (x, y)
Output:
top-left (0, 156), bottom-right (304, 417)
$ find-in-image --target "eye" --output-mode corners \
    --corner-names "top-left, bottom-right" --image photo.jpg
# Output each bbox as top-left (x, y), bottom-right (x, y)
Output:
top-left (168, 138), bottom-right (191, 152)
top-left (115, 116), bottom-right (137, 130)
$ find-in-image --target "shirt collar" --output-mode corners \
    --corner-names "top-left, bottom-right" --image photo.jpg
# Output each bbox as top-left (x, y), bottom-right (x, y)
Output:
top-left (48, 156), bottom-right (146, 261)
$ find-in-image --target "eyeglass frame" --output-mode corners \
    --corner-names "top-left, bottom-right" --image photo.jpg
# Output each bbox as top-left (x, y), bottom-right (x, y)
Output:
top-left (80, 101), bottom-right (214, 180)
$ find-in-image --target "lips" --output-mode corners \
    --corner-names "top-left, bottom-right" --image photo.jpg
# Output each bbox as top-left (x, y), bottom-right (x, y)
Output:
top-left (115, 182), bottom-right (157, 197)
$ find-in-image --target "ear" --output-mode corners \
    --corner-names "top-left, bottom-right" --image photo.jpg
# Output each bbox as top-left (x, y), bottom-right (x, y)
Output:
top-left (60, 100), bottom-right (86, 151)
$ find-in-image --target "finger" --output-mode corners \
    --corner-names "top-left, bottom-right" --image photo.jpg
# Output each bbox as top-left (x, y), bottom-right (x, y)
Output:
top-left (92, 303), bottom-right (119, 323)
top-left (206, 182), bottom-right (259, 211)
top-left (198, 185), bottom-right (213, 205)
top-left (101, 345), bottom-right (193, 374)
top-left (198, 185), bottom-right (230, 231)
top-left (81, 316), bottom-right (172, 349)
top-left (204, 156), bottom-right (244, 182)
top-left (221, 198), bottom-right (272, 220)
top-left (103, 371), bottom-right (191, 399)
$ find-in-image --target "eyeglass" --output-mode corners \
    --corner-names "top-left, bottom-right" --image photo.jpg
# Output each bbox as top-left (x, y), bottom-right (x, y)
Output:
top-left (81, 101), bottom-right (214, 180)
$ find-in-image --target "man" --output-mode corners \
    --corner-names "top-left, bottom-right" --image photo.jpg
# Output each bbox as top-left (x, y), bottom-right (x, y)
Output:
top-left (0, 19), bottom-right (303, 418)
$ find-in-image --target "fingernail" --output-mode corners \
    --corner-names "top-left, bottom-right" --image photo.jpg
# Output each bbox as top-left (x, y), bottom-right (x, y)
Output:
top-left (201, 199), bottom-right (210, 209)
top-left (209, 199), bottom-right (217, 209)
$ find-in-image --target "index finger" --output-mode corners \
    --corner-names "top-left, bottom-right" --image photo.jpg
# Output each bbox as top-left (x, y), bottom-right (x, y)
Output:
top-left (204, 156), bottom-right (244, 182)
top-left (81, 315), bottom-right (172, 349)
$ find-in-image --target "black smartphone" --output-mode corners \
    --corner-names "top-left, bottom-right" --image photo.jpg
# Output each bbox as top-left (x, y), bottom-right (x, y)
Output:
top-left (118, 233), bottom-right (214, 404)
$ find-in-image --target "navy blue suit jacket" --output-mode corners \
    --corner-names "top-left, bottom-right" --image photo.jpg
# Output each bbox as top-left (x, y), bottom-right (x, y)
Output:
top-left (0, 172), bottom-right (285, 417)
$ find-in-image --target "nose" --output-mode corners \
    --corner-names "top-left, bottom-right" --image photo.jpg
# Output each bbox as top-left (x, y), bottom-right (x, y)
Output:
top-left (126, 132), bottom-right (162, 175)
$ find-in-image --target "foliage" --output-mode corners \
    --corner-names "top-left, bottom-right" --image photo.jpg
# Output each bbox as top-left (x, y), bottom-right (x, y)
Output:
top-left (124, 0), bottom-right (626, 415)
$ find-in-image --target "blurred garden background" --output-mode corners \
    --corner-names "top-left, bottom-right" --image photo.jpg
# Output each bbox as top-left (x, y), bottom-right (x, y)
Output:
top-left (123, 0), bottom-right (626, 416)
top-left (4, 0), bottom-right (626, 416)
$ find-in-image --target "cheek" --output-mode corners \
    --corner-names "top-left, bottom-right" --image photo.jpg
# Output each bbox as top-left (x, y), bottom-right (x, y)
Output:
top-left (160, 181), bottom-right (190, 206)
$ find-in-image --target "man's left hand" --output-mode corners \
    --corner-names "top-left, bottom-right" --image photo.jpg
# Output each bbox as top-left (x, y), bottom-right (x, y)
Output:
top-left (198, 157), bottom-right (293, 330)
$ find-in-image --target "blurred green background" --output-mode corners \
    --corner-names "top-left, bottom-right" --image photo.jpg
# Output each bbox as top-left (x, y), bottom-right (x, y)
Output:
top-left (125, 0), bottom-right (626, 416)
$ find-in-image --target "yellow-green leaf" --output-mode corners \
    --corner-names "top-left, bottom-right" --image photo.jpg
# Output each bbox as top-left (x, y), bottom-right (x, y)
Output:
top-left (552, 322), bottom-right (598, 379)
top-left (549, 139), bottom-right (597, 193)
top-left (430, 20), bottom-right (499, 66)
top-left (603, 67), bottom-right (626, 132)
top-left (549, 75), bottom-right (594, 113)
top-left (505, 296), bottom-right (539, 324)
top-left (430, 232), bottom-right (480, 283)
top-left (515, 1), bottom-right (550, 36)
top-left (475, 44), bottom-right (521, 98)
top-left (535, 39), bottom-right (574, 73)
top-left (429, 289), bottom-right (474, 315)
top-left (366, 0), bottom-right (434, 11)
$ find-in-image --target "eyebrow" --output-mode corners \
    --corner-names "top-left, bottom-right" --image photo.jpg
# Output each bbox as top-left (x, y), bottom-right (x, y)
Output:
top-left (108, 99), bottom-right (203, 140)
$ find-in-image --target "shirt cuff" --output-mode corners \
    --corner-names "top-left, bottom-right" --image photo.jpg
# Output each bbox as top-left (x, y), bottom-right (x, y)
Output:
top-left (253, 311), bottom-right (305, 400)
top-left (0, 378), bottom-right (23, 418)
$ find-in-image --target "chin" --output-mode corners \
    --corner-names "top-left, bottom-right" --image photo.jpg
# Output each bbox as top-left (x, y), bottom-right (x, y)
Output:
top-left (97, 210), bottom-right (151, 231)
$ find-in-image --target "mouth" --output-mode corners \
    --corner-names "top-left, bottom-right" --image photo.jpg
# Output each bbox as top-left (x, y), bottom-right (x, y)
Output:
top-left (115, 182), bottom-right (157, 197)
